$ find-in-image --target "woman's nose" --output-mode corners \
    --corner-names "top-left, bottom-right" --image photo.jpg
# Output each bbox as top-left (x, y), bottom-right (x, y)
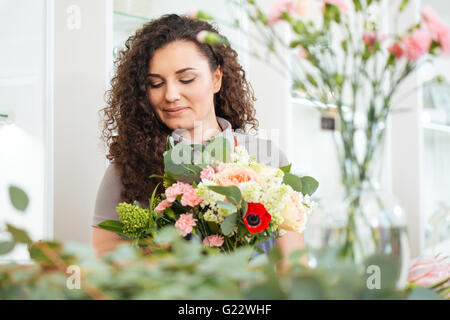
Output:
top-left (164, 81), bottom-right (181, 102)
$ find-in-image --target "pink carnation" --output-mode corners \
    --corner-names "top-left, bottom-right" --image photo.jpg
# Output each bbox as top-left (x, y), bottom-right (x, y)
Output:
top-left (175, 213), bottom-right (198, 237)
top-left (165, 181), bottom-right (191, 202)
top-left (200, 165), bottom-right (216, 181)
top-left (363, 31), bottom-right (386, 48)
top-left (268, 0), bottom-right (296, 26)
top-left (389, 42), bottom-right (404, 59)
top-left (402, 28), bottom-right (432, 60)
top-left (154, 199), bottom-right (172, 214)
top-left (215, 162), bottom-right (229, 173)
top-left (203, 234), bottom-right (225, 247)
top-left (323, 0), bottom-right (349, 15)
top-left (421, 6), bottom-right (450, 55)
top-left (181, 190), bottom-right (203, 207)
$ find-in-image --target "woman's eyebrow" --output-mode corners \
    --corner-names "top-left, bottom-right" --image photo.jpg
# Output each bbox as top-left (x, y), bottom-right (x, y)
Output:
top-left (147, 67), bottom-right (197, 77)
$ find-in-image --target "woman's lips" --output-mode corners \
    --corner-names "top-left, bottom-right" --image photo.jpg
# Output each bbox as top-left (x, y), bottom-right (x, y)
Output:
top-left (164, 107), bottom-right (188, 116)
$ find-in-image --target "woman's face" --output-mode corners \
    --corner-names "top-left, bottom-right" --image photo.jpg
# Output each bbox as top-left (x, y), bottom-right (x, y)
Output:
top-left (147, 40), bottom-right (222, 132)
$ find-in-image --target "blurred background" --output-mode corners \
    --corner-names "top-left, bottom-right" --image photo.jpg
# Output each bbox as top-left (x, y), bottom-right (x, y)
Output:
top-left (0, 0), bottom-right (449, 263)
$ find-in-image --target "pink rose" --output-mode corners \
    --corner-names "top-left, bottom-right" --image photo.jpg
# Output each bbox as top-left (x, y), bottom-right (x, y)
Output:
top-left (181, 190), bottom-right (203, 207)
top-left (389, 42), bottom-right (404, 59)
top-left (402, 28), bottom-right (432, 60)
top-left (165, 181), bottom-right (191, 202)
top-left (175, 213), bottom-right (198, 237)
top-left (408, 254), bottom-right (450, 298)
top-left (200, 165), bottom-right (215, 181)
top-left (154, 199), bottom-right (172, 214)
top-left (203, 234), bottom-right (225, 247)
top-left (215, 167), bottom-right (260, 187)
top-left (268, 0), bottom-right (296, 26)
top-left (280, 191), bottom-right (307, 232)
top-left (323, 0), bottom-right (349, 15)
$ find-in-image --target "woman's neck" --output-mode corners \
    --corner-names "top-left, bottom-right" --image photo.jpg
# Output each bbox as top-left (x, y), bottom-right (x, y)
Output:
top-left (179, 119), bottom-right (222, 144)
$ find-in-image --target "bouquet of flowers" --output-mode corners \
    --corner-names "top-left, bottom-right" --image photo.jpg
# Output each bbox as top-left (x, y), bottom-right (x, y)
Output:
top-left (98, 136), bottom-right (318, 253)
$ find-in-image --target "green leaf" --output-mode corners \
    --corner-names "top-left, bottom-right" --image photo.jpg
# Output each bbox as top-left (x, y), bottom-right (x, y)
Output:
top-left (216, 201), bottom-right (237, 213)
top-left (164, 143), bottom-right (203, 184)
top-left (288, 277), bottom-right (325, 299)
top-left (279, 163), bottom-right (292, 174)
top-left (0, 241), bottom-right (16, 255)
top-left (8, 185), bottom-right (29, 212)
top-left (154, 226), bottom-right (180, 244)
top-left (203, 137), bottom-right (232, 163)
top-left (207, 185), bottom-right (241, 205)
top-left (399, 0), bottom-right (409, 12)
top-left (282, 172), bottom-right (303, 192)
top-left (97, 220), bottom-right (124, 233)
top-left (241, 200), bottom-right (248, 216)
top-left (300, 176), bottom-right (319, 195)
top-left (408, 287), bottom-right (442, 300)
top-left (7, 224), bottom-right (32, 246)
top-left (221, 213), bottom-right (238, 236)
top-left (149, 182), bottom-right (161, 212)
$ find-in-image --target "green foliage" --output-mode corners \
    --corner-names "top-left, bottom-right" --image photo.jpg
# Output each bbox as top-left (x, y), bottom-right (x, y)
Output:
top-left (207, 185), bottom-right (242, 205)
top-left (9, 185), bottom-right (29, 212)
top-left (115, 203), bottom-right (151, 238)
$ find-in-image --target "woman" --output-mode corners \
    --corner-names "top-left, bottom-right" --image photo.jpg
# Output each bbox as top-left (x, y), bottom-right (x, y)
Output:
top-left (91, 13), bottom-right (304, 270)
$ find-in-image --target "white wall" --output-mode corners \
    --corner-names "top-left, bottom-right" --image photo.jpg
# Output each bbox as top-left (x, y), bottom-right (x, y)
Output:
top-left (53, 0), bottom-right (112, 244)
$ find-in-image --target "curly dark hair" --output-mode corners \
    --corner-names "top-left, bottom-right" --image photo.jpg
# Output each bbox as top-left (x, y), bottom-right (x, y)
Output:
top-left (100, 13), bottom-right (258, 207)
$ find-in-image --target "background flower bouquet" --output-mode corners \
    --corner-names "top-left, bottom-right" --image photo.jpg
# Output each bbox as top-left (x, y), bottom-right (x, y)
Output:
top-left (98, 136), bottom-right (318, 254)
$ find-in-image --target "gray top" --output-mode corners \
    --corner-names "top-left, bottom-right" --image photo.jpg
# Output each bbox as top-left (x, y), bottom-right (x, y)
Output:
top-left (92, 117), bottom-right (290, 231)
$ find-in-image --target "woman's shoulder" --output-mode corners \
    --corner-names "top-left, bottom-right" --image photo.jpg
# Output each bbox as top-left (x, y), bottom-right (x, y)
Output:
top-left (232, 131), bottom-right (289, 168)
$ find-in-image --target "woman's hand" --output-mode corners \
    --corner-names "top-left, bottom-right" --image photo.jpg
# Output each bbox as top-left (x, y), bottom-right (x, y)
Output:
top-left (275, 231), bottom-right (307, 274)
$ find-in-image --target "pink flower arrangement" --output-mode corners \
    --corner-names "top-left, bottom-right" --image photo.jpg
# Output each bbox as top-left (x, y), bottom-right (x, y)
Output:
top-left (408, 254), bottom-right (450, 297)
top-left (175, 213), bottom-right (198, 237)
top-left (402, 28), bottom-right (432, 61)
top-left (203, 234), bottom-right (225, 247)
top-left (268, 0), bottom-right (296, 26)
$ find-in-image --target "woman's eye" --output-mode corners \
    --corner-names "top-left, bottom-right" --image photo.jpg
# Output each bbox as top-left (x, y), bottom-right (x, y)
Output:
top-left (149, 82), bottom-right (163, 88)
top-left (180, 78), bottom-right (195, 84)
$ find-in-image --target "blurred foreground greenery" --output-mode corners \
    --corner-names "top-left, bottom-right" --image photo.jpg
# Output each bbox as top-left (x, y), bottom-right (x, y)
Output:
top-left (0, 185), bottom-right (443, 300)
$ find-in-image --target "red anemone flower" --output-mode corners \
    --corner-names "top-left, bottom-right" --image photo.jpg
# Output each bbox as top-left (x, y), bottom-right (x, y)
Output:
top-left (243, 202), bottom-right (272, 234)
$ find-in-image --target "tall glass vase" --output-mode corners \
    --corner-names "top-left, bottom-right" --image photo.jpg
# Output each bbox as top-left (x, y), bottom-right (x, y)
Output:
top-left (305, 125), bottom-right (411, 288)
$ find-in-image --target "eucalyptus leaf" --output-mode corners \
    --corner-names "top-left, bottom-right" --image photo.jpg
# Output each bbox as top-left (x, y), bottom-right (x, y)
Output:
top-left (7, 224), bottom-right (32, 246)
top-left (300, 176), bottom-right (319, 195)
top-left (8, 185), bottom-right (29, 212)
top-left (207, 185), bottom-right (241, 205)
top-left (203, 136), bottom-right (232, 163)
top-left (0, 241), bottom-right (16, 255)
top-left (282, 172), bottom-right (303, 192)
top-left (221, 213), bottom-right (238, 236)
top-left (216, 200), bottom-right (237, 213)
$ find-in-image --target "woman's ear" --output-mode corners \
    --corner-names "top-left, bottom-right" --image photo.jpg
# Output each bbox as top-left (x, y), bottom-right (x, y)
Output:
top-left (213, 65), bottom-right (223, 94)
